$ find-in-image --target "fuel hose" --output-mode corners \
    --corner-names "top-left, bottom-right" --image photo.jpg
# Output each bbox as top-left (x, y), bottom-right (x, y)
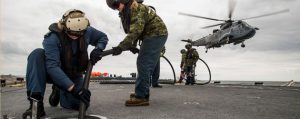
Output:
top-left (195, 58), bottom-right (211, 85)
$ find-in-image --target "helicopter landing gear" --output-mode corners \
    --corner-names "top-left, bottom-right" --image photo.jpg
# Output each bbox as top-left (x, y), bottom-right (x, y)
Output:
top-left (241, 43), bottom-right (245, 48)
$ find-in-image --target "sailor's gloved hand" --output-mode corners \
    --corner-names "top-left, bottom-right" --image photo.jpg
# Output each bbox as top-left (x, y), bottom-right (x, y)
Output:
top-left (71, 88), bottom-right (91, 107)
top-left (129, 47), bottom-right (139, 54)
top-left (112, 47), bottom-right (123, 56)
top-left (90, 48), bottom-right (103, 65)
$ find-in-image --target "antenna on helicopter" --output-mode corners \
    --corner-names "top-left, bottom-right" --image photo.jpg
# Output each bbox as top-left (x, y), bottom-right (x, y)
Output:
top-left (181, 39), bottom-right (192, 43)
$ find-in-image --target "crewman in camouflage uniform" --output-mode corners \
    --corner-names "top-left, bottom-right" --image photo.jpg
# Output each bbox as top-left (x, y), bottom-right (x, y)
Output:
top-left (106, 0), bottom-right (168, 106)
top-left (184, 44), bottom-right (199, 85)
top-left (177, 49), bottom-right (186, 83)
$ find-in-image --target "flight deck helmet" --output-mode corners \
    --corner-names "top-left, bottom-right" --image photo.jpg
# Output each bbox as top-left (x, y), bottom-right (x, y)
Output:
top-left (185, 43), bottom-right (192, 50)
top-left (106, 0), bottom-right (129, 10)
top-left (106, 0), bottom-right (144, 10)
top-left (180, 49), bottom-right (186, 54)
top-left (61, 9), bottom-right (89, 36)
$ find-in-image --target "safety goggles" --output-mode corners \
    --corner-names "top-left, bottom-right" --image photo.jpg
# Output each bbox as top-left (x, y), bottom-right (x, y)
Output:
top-left (66, 30), bottom-right (85, 37)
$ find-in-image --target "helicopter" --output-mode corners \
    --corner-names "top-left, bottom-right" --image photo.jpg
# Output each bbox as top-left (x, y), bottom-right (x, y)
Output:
top-left (179, 0), bottom-right (289, 53)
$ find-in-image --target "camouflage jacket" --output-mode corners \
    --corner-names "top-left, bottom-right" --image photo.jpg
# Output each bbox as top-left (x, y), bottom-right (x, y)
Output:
top-left (180, 52), bottom-right (186, 68)
top-left (118, 3), bottom-right (168, 50)
top-left (184, 48), bottom-right (199, 67)
top-left (181, 53), bottom-right (186, 63)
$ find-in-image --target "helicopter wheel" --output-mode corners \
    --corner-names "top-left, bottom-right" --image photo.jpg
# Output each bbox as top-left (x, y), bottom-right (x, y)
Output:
top-left (241, 43), bottom-right (245, 48)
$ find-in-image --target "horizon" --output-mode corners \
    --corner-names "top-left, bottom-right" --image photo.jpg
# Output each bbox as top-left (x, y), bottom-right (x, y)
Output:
top-left (1, 0), bottom-right (300, 82)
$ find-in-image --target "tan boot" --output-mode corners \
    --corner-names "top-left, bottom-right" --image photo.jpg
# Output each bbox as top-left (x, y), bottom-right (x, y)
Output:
top-left (125, 97), bottom-right (149, 106)
top-left (129, 93), bottom-right (135, 98)
top-left (130, 93), bottom-right (149, 101)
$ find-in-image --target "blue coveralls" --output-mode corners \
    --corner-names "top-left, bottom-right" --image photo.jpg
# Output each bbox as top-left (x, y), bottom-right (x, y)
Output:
top-left (26, 25), bottom-right (108, 110)
top-left (135, 35), bottom-right (167, 98)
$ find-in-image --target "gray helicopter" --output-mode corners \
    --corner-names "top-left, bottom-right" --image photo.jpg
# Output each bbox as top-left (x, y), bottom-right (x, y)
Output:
top-left (179, 0), bottom-right (289, 53)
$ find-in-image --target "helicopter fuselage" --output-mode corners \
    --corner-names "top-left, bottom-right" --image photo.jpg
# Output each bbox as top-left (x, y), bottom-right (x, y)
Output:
top-left (191, 21), bottom-right (257, 49)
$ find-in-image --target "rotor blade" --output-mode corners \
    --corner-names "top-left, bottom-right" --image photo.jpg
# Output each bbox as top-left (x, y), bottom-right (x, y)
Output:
top-left (202, 23), bottom-right (225, 29)
top-left (239, 9), bottom-right (289, 20)
top-left (178, 12), bottom-right (226, 21)
top-left (228, 0), bottom-right (237, 20)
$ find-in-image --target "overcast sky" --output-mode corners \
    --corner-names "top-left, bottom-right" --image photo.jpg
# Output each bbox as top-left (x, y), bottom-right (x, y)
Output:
top-left (1, 0), bottom-right (299, 82)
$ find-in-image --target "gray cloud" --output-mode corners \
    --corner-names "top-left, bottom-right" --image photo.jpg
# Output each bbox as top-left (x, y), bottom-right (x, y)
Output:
top-left (0, 41), bottom-right (28, 56)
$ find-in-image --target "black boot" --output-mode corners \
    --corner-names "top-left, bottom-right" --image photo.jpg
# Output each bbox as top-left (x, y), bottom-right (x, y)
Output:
top-left (191, 77), bottom-right (196, 85)
top-left (22, 93), bottom-right (46, 119)
top-left (186, 76), bottom-right (191, 85)
top-left (49, 85), bottom-right (60, 107)
top-left (152, 84), bottom-right (163, 88)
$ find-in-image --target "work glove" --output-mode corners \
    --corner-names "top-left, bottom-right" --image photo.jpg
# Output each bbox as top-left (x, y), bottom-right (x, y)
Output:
top-left (112, 47), bottom-right (123, 56)
top-left (90, 48), bottom-right (103, 65)
top-left (129, 47), bottom-right (139, 54)
top-left (71, 88), bottom-right (91, 107)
